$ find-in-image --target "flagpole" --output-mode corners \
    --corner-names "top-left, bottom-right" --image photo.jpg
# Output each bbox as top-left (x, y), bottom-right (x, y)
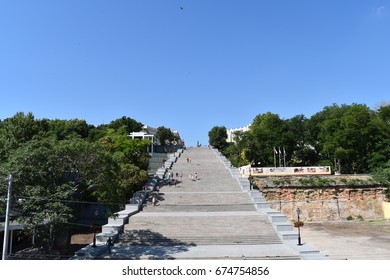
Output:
top-left (273, 147), bottom-right (276, 168)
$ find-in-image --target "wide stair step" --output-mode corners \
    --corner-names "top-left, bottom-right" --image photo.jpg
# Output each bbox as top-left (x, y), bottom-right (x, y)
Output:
top-left (119, 232), bottom-right (282, 246)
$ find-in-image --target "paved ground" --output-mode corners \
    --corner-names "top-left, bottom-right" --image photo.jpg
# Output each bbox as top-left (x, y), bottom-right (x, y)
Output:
top-left (301, 219), bottom-right (390, 259)
top-left (68, 218), bottom-right (390, 260)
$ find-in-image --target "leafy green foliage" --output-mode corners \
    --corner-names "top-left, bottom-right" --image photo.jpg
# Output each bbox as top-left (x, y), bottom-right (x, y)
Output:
top-left (310, 104), bottom-right (387, 173)
top-left (208, 126), bottom-right (228, 149)
top-left (0, 112), bottom-right (39, 160)
top-left (373, 162), bottom-right (390, 200)
top-left (0, 112), bottom-right (156, 249)
top-left (116, 163), bottom-right (148, 202)
top-left (217, 103), bottom-right (390, 175)
top-left (0, 138), bottom-right (76, 248)
top-left (155, 126), bottom-right (175, 145)
top-left (246, 112), bottom-right (286, 166)
top-left (99, 127), bottom-right (151, 170)
top-left (104, 116), bottom-right (143, 134)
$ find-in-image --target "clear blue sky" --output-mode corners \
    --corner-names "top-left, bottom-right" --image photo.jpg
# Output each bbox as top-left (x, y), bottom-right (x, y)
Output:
top-left (1, 1), bottom-right (389, 146)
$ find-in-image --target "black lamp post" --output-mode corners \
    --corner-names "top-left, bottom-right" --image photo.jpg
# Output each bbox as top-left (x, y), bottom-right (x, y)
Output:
top-left (93, 231), bottom-right (97, 247)
top-left (296, 208), bottom-right (302, 246)
top-left (92, 208), bottom-right (99, 247)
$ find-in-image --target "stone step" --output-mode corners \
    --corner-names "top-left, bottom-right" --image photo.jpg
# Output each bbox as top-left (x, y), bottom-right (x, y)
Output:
top-left (252, 198), bottom-right (267, 204)
top-left (125, 215), bottom-right (280, 241)
top-left (141, 204), bottom-right (256, 212)
top-left (278, 231), bottom-right (299, 241)
top-left (107, 215), bottom-right (129, 226)
top-left (254, 202), bottom-right (271, 209)
top-left (145, 192), bottom-right (254, 205)
top-left (268, 213), bottom-right (288, 223)
top-left (119, 233), bottom-right (282, 246)
top-left (102, 224), bottom-right (123, 234)
top-left (273, 222), bottom-right (294, 232)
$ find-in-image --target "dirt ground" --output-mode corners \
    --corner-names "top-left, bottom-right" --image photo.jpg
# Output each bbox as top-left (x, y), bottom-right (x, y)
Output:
top-left (6, 233), bottom-right (95, 259)
top-left (71, 233), bottom-right (95, 245)
top-left (302, 219), bottom-right (390, 259)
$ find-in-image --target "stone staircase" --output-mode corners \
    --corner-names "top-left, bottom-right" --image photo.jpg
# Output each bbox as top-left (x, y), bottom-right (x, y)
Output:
top-left (75, 146), bottom-right (326, 260)
top-left (122, 213), bottom-right (282, 246)
top-left (107, 147), bottom-right (321, 259)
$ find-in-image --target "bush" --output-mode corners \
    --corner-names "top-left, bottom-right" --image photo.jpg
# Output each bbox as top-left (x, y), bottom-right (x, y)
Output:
top-left (293, 221), bottom-right (304, 227)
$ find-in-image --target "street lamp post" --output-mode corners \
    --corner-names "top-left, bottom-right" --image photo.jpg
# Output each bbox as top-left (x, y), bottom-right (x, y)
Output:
top-left (296, 208), bottom-right (302, 246)
top-left (93, 232), bottom-right (97, 247)
top-left (92, 208), bottom-right (99, 247)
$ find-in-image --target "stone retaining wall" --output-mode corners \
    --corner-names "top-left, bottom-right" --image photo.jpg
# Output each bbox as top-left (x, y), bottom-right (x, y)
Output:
top-left (258, 177), bottom-right (386, 222)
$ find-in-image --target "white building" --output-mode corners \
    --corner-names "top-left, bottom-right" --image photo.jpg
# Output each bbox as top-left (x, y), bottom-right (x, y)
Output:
top-left (226, 125), bottom-right (251, 143)
top-left (128, 125), bottom-right (183, 153)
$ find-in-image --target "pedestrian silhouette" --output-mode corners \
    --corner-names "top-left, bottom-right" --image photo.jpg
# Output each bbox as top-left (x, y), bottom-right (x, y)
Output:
top-left (106, 237), bottom-right (113, 254)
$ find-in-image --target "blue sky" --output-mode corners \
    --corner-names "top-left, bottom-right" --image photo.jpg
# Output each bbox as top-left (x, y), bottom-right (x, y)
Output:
top-left (1, 1), bottom-right (389, 146)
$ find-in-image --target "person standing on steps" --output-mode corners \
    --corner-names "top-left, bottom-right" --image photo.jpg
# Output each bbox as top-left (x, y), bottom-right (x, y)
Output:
top-left (106, 237), bottom-right (113, 254)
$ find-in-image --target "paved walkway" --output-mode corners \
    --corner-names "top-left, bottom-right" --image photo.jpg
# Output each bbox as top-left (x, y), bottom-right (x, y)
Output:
top-left (300, 220), bottom-right (390, 260)
top-left (100, 147), bottom-right (308, 259)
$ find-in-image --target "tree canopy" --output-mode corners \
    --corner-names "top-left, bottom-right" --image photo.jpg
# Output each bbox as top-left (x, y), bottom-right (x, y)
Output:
top-left (210, 103), bottom-right (390, 175)
top-left (155, 126), bottom-right (175, 145)
top-left (0, 112), bottom-right (151, 250)
top-left (208, 126), bottom-right (228, 150)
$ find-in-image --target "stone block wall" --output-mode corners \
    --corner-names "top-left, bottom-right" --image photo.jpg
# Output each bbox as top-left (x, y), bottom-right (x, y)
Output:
top-left (260, 180), bottom-right (386, 222)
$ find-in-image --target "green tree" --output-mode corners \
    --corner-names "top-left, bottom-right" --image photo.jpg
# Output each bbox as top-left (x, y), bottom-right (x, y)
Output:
top-left (155, 126), bottom-right (174, 145)
top-left (106, 116), bottom-right (143, 134)
top-left (116, 163), bottom-right (148, 202)
top-left (45, 119), bottom-right (93, 140)
top-left (0, 112), bottom-right (40, 159)
top-left (227, 130), bottom-right (248, 167)
top-left (54, 138), bottom-right (119, 203)
top-left (246, 112), bottom-right (286, 166)
top-left (372, 162), bottom-right (390, 200)
top-left (99, 127), bottom-right (151, 170)
top-left (285, 114), bottom-right (319, 166)
top-left (215, 102), bottom-right (389, 174)
top-left (313, 104), bottom-right (385, 173)
top-left (0, 138), bottom-right (76, 250)
top-left (0, 136), bottom-right (141, 249)
top-left (369, 104), bottom-right (390, 170)
top-left (208, 126), bottom-right (228, 150)
top-left (377, 102), bottom-right (390, 124)
top-left (0, 113), bottom-right (154, 253)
